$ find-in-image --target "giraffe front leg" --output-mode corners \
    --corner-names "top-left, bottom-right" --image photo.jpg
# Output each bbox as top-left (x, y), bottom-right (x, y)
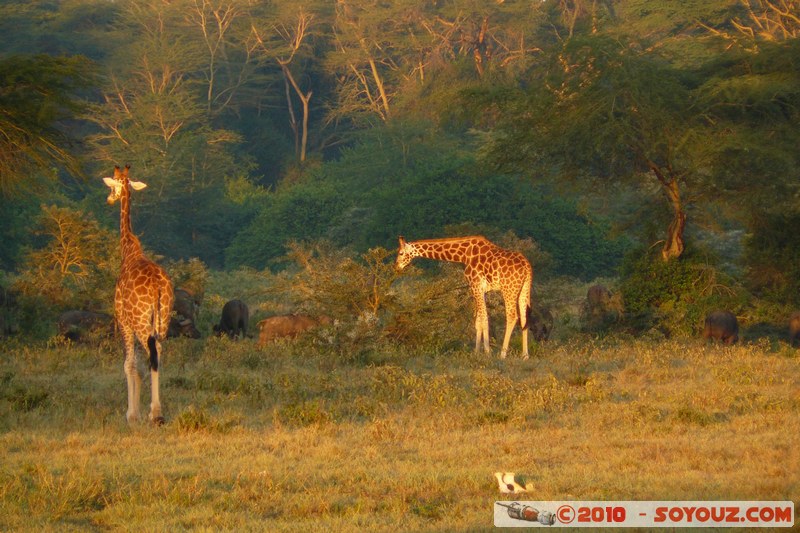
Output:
top-left (473, 291), bottom-right (491, 355)
top-left (474, 318), bottom-right (490, 354)
top-left (123, 334), bottom-right (141, 424)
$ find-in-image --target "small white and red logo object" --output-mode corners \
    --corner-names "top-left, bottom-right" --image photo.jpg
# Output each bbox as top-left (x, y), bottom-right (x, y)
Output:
top-left (494, 472), bottom-right (530, 494)
top-left (495, 502), bottom-right (556, 525)
top-left (494, 501), bottom-right (795, 528)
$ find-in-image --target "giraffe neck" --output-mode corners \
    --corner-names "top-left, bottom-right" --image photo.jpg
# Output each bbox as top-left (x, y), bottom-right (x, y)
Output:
top-left (409, 236), bottom-right (490, 264)
top-left (119, 182), bottom-right (144, 265)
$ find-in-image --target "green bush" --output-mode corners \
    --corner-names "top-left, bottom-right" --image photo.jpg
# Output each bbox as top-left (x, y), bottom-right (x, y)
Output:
top-left (254, 240), bottom-right (479, 353)
top-left (619, 247), bottom-right (749, 336)
top-left (166, 257), bottom-right (209, 304)
top-left (11, 206), bottom-right (118, 337)
top-left (744, 211), bottom-right (800, 308)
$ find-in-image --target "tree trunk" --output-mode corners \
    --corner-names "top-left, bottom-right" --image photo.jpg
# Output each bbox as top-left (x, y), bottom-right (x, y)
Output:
top-left (649, 163), bottom-right (686, 261)
top-left (279, 61), bottom-right (312, 163)
top-left (661, 177), bottom-right (686, 261)
top-left (367, 57), bottom-right (391, 120)
top-left (662, 208), bottom-right (686, 261)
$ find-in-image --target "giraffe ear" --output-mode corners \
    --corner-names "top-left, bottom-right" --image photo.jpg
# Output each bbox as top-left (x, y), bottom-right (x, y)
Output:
top-left (103, 177), bottom-right (119, 189)
top-left (130, 180), bottom-right (148, 191)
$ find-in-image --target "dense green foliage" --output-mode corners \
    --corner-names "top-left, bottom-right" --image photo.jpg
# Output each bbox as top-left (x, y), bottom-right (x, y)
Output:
top-left (0, 54), bottom-right (93, 196)
top-left (745, 212), bottom-right (800, 308)
top-left (620, 247), bottom-right (750, 336)
top-left (227, 125), bottom-right (626, 278)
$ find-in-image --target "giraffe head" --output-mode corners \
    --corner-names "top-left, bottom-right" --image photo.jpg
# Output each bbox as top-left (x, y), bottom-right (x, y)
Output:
top-left (395, 236), bottom-right (415, 271)
top-left (103, 165), bottom-right (147, 205)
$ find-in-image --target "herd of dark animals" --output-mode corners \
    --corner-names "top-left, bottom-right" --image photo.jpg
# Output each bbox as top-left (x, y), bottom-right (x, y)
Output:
top-left (0, 279), bottom-right (797, 347)
top-left (52, 293), bottom-right (253, 344)
top-left (49, 291), bottom-right (328, 346)
top-left (1, 282), bottom-right (797, 348)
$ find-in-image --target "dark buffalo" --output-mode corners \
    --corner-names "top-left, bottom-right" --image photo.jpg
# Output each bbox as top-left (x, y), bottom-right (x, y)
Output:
top-left (587, 284), bottom-right (613, 309)
top-left (167, 288), bottom-right (201, 339)
top-left (527, 306), bottom-right (554, 341)
top-left (57, 310), bottom-right (114, 342)
top-left (789, 311), bottom-right (800, 348)
top-left (703, 310), bottom-right (739, 345)
top-left (257, 314), bottom-right (330, 346)
top-left (581, 284), bottom-right (622, 331)
top-left (213, 299), bottom-right (249, 339)
top-left (168, 317), bottom-right (201, 339)
top-left (174, 288), bottom-right (200, 322)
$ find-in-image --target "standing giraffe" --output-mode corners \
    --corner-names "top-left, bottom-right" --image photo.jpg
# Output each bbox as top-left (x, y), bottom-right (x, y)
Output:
top-left (395, 235), bottom-right (533, 359)
top-left (104, 165), bottom-right (174, 424)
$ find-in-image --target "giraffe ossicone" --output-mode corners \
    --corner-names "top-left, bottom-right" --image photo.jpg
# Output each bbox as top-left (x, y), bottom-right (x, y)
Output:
top-left (395, 235), bottom-right (533, 359)
top-left (104, 165), bottom-right (174, 425)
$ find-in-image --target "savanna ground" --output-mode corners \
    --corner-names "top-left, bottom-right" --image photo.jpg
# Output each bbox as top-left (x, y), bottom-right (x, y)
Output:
top-left (1, 329), bottom-right (798, 531)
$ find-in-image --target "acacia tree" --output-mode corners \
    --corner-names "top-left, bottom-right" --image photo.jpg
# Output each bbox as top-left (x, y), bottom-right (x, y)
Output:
top-left (328, 0), bottom-right (401, 123)
top-left (426, 0), bottom-right (552, 76)
top-left (86, 0), bottom-right (244, 263)
top-left (15, 205), bottom-right (118, 310)
top-left (250, 7), bottom-right (320, 163)
top-left (699, 0), bottom-right (800, 300)
top-left (0, 55), bottom-right (92, 197)
top-left (184, 0), bottom-right (259, 119)
top-left (482, 35), bottom-right (714, 261)
top-left (701, 0), bottom-right (800, 48)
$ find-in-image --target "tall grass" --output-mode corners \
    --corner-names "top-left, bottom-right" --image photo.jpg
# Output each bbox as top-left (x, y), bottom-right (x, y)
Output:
top-left (1, 331), bottom-right (798, 531)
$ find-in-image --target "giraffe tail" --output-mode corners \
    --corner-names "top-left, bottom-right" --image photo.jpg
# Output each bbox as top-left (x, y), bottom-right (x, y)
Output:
top-left (518, 273), bottom-right (532, 331)
top-left (520, 304), bottom-right (531, 331)
top-left (147, 287), bottom-right (163, 372)
top-left (147, 336), bottom-right (158, 371)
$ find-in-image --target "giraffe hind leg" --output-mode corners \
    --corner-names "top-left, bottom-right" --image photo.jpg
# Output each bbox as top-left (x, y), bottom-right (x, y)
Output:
top-left (519, 303), bottom-right (530, 360)
top-left (147, 336), bottom-right (158, 372)
top-left (122, 330), bottom-right (141, 424)
top-left (500, 310), bottom-right (517, 359)
top-left (473, 317), bottom-right (491, 354)
top-left (147, 335), bottom-right (164, 425)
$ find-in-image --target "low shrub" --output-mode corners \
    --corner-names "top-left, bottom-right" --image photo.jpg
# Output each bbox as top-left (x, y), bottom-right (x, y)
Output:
top-left (619, 247), bottom-right (750, 337)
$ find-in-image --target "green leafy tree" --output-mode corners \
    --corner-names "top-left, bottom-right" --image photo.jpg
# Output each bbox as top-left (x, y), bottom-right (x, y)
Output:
top-left (699, 4), bottom-right (800, 303)
top-left (0, 54), bottom-right (93, 197)
top-left (14, 205), bottom-right (118, 311)
top-left (182, 0), bottom-right (262, 119)
top-left (479, 34), bottom-right (721, 261)
top-left (227, 121), bottom-right (626, 278)
top-left (249, 2), bottom-right (333, 163)
top-left (85, 0), bottom-right (250, 264)
top-left (0, 0), bottom-right (121, 59)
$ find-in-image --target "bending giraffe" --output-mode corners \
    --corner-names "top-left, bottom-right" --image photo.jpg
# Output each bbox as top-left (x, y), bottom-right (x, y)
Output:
top-left (395, 235), bottom-right (533, 359)
top-left (104, 165), bottom-right (174, 424)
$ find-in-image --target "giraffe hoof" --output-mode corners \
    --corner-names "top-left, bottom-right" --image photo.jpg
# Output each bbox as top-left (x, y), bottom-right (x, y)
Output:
top-left (152, 415), bottom-right (166, 426)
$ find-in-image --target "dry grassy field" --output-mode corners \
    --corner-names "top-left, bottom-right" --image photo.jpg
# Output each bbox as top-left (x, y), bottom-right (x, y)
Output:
top-left (1, 332), bottom-right (798, 531)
